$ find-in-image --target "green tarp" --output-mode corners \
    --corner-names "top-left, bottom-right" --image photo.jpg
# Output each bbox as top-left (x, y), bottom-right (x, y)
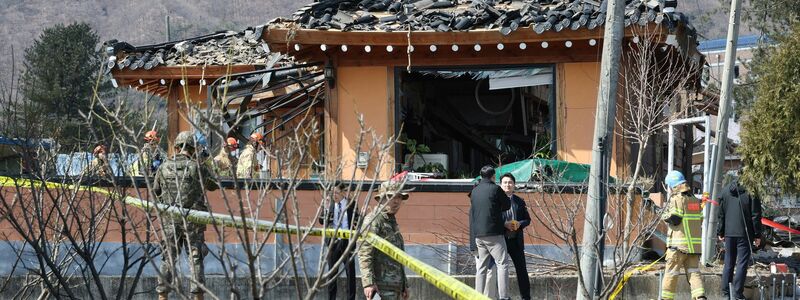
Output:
top-left (490, 158), bottom-right (615, 184)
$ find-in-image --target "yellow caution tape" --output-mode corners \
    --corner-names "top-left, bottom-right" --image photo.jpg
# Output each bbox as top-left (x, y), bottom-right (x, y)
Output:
top-left (608, 256), bottom-right (663, 300)
top-left (0, 176), bottom-right (488, 300)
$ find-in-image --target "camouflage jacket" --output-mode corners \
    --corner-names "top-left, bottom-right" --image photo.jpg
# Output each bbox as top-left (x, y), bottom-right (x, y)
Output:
top-left (85, 156), bottom-right (111, 177)
top-left (236, 144), bottom-right (260, 178)
top-left (213, 147), bottom-right (236, 177)
top-left (358, 210), bottom-right (407, 291)
top-left (153, 153), bottom-right (219, 215)
top-left (133, 144), bottom-right (166, 176)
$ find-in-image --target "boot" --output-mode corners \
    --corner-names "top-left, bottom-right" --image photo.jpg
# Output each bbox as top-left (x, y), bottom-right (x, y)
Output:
top-left (158, 292), bottom-right (168, 300)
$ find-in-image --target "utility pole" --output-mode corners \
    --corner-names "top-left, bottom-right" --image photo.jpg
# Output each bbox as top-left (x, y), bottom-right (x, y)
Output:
top-left (576, 0), bottom-right (625, 297)
top-left (705, 0), bottom-right (742, 265)
top-left (165, 14), bottom-right (171, 42)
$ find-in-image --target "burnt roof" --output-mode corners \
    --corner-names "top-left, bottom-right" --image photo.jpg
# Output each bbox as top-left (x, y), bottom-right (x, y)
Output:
top-left (104, 0), bottom-right (699, 73)
top-left (103, 26), bottom-right (293, 72)
top-left (270, 0), bottom-right (694, 36)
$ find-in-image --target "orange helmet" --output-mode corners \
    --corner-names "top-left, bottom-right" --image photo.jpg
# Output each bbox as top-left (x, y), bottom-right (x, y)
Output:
top-left (226, 137), bottom-right (239, 148)
top-left (250, 132), bottom-right (264, 143)
top-left (144, 130), bottom-right (158, 141)
top-left (93, 145), bottom-right (106, 154)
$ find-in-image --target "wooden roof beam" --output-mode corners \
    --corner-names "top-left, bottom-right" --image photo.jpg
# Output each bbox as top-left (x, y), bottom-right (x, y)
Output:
top-left (110, 65), bottom-right (256, 81)
top-left (263, 23), bottom-right (671, 47)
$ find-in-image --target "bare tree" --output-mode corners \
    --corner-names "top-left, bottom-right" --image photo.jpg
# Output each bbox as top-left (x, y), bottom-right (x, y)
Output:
top-left (617, 24), bottom-right (704, 257)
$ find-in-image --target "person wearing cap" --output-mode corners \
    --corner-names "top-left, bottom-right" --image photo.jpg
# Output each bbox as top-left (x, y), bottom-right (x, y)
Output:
top-left (133, 130), bottom-right (166, 176)
top-left (213, 137), bottom-right (239, 177)
top-left (236, 132), bottom-right (263, 178)
top-left (85, 144), bottom-right (111, 177)
top-left (661, 170), bottom-right (706, 300)
top-left (153, 131), bottom-right (218, 300)
top-left (470, 165), bottom-right (512, 299)
top-left (717, 176), bottom-right (762, 300)
top-left (358, 181), bottom-right (410, 300)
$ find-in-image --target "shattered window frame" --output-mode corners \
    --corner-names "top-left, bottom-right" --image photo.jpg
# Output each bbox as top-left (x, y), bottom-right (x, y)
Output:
top-left (393, 64), bottom-right (557, 178)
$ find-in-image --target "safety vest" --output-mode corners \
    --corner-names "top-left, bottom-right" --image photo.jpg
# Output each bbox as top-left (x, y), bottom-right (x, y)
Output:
top-left (664, 184), bottom-right (704, 254)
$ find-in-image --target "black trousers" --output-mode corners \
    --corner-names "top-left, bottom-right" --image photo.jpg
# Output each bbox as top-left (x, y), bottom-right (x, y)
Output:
top-left (327, 239), bottom-right (356, 300)
top-left (506, 237), bottom-right (531, 300)
top-left (721, 236), bottom-right (752, 298)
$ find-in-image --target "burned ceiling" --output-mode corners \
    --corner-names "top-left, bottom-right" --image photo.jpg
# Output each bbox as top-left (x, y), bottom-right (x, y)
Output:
top-left (273, 0), bottom-right (693, 36)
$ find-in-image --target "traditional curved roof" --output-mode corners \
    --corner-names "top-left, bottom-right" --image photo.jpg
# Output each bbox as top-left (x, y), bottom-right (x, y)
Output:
top-left (270, 0), bottom-right (695, 36)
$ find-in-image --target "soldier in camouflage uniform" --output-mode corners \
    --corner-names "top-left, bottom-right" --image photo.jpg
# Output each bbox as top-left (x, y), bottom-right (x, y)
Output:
top-left (153, 131), bottom-right (219, 300)
top-left (132, 130), bottom-right (165, 176)
top-left (358, 181), bottom-right (411, 300)
top-left (236, 132), bottom-right (263, 178)
top-left (85, 144), bottom-right (111, 177)
top-left (212, 137), bottom-right (238, 177)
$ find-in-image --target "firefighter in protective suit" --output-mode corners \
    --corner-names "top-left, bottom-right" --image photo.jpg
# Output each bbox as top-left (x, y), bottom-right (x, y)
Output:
top-left (661, 170), bottom-right (707, 300)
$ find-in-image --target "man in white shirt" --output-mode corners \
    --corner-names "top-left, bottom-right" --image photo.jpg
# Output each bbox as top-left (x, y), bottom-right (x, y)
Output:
top-left (319, 183), bottom-right (360, 300)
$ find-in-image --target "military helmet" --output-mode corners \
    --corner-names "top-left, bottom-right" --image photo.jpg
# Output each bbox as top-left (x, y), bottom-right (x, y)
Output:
top-left (373, 180), bottom-right (413, 201)
top-left (174, 131), bottom-right (196, 149)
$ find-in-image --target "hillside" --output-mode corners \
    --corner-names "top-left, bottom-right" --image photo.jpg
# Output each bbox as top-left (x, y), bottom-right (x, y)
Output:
top-left (0, 0), bottom-right (298, 80)
top-left (0, 0), bottom-right (755, 82)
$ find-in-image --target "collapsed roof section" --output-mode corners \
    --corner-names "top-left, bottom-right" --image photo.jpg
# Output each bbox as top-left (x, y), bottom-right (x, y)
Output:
top-left (104, 26), bottom-right (326, 143)
top-left (103, 25), bottom-right (322, 101)
top-left (274, 0), bottom-right (694, 35)
top-left (104, 26), bottom-right (281, 71)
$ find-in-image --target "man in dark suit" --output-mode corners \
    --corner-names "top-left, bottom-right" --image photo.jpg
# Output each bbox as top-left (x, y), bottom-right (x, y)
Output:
top-left (499, 173), bottom-right (532, 300)
top-left (717, 177), bottom-right (762, 300)
top-left (319, 183), bottom-right (360, 300)
top-left (469, 165), bottom-right (512, 299)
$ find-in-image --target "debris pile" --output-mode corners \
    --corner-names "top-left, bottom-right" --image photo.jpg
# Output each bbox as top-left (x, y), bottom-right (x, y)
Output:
top-left (275, 0), bottom-right (693, 35)
top-left (104, 26), bottom-right (286, 71)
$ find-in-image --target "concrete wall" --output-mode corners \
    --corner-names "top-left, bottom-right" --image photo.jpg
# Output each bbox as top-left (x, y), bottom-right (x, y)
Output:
top-left (0, 240), bottom-right (574, 277)
top-left (556, 62), bottom-right (626, 178)
top-left (0, 273), bottom-right (785, 299)
top-left (334, 65), bottom-right (395, 181)
top-left (0, 184), bottom-right (646, 247)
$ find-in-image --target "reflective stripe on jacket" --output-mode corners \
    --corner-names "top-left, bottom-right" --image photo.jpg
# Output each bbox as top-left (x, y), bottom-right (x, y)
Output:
top-left (663, 183), bottom-right (703, 253)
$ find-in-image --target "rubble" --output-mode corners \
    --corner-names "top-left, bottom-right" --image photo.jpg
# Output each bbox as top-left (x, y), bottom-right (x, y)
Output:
top-left (271, 0), bottom-right (694, 36)
top-left (104, 26), bottom-right (291, 72)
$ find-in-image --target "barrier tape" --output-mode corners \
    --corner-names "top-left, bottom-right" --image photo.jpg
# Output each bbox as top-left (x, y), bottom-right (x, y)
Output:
top-left (0, 176), bottom-right (488, 300)
top-left (608, 256), bottom-right (663, 300)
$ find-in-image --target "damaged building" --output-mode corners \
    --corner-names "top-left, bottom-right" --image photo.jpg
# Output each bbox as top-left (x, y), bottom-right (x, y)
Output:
top-left (102, 0), bottom-right (706, 278)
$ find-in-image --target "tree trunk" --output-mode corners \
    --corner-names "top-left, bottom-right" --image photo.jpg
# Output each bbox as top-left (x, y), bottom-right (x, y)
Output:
top-left (622, 140), bottom-right (647, 259)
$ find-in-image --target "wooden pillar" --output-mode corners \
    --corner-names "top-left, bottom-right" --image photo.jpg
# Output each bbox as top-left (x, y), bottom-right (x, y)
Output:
top-left (325, 58), bottom-right (340, 179)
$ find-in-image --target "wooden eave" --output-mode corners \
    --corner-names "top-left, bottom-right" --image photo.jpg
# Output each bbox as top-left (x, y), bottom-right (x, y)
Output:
top-left (263, 23), bottom-right (678, 64)
top-left (111, 65), bottom-right (257, 97)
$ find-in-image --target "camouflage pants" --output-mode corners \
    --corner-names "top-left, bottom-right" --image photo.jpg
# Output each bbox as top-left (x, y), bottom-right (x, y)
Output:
top-left (157, 221), bottom-right (208, 294)
top-left (375, 287), bottom-right (404, 300)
